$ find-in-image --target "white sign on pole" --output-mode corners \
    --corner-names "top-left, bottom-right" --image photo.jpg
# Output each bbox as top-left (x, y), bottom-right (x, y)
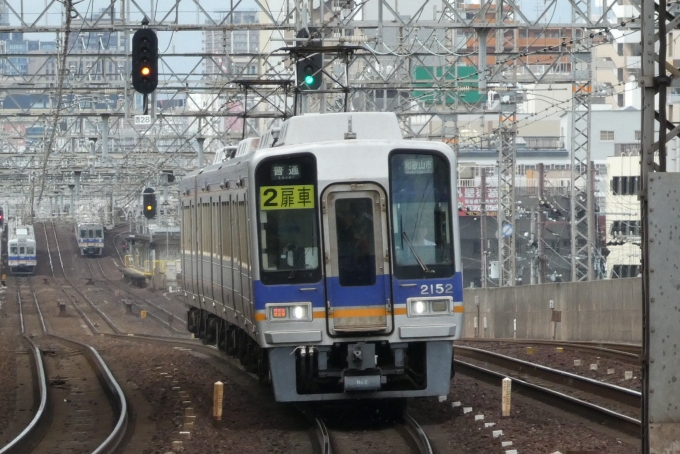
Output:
top-left (134, 115), bottom-right (151, 126)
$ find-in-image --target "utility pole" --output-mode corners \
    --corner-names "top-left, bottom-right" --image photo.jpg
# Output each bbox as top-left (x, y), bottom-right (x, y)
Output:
top-left (480, 168), bottom-right (487, 288)
top-left (641, 0), bottom-right (680, 451)
top-left (530, 207), bottom-right (536, 285)
top-left (497, 94), bottom-right (518, 287)
top-left (569, 1), bottom-right (594, 282)
top-left (538, 163), bottom-right (546, 284)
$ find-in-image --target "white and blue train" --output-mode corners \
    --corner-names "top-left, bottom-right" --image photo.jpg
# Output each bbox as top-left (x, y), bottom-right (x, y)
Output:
top-left (180, 112), bottom-right (463, 402)
top-left (8, 224), bottom-right (36, 275)
top-left (76, 222), bottom-right (104, 256)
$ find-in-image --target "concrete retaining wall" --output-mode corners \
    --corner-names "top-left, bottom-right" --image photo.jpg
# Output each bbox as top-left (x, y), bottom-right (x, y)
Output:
top-left (462, 277), bottom-right (642, 343)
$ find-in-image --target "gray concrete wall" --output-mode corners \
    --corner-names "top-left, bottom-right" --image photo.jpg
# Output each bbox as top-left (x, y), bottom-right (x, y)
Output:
top-left (463, 278), bottom-right (642, 343)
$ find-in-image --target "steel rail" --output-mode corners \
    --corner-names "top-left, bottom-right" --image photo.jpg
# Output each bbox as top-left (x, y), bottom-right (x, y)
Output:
top-left (402, 413), bottom-right (434, 454)
top-left (456, 345), bottom-right (640, 407)
top-left (0, 342), bottom-right (47, 454)
top-left (2, 282), bottom-right (49, 454)
top-left (6, 280), bottom-right (127, 454)
top-left (42, 222), bottom-right (121, 335)
top-left (455, 359), bottom-right (641, 436)
top-left (461, 338), bottom-right (640, 362)
top-left (314, 417), bottom-right (333, 454)
top-left (38, 249), bottom-right (129, 453)
top-left (98, 232), bottom-right (185, 332)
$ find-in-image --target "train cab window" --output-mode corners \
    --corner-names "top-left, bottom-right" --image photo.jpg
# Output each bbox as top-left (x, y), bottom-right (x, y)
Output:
top-left (10, 246), bottom-right (17, 254)
top-left (256, 154), bottom-right (321, 285)
top-left (27, 247), bottom-right (34, 255)
top-left (96, 229), bottom-right (103, 238)
top-left (390, 151), bottom-right (455, 279)
top-left (19, 247), bottom-right (25, 254)
top-left (80, 230), bottom-right (86, 238)
top-left (89, 230), bottom-right (94, 238)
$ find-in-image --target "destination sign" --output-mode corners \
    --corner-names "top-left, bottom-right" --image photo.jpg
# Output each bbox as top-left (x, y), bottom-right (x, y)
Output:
top-left (403, 157), bottom-right (433, 174)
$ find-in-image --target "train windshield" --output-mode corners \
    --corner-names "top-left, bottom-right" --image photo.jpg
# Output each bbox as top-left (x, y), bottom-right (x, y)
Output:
top-left (256, 153), bottom-right (321, 285)
top-left (390, 151), bottom-right (455, 279)
top-left (10, 246), bottom-right (17, 254)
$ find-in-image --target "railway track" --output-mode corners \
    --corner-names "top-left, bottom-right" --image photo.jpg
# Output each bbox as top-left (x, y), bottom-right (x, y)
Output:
top-left (76, 224), bottom-right (188, 335)
top-left (41, 222), bottom-right (121, 335)
top-left (297, 400), bottom-right (433, 454)
top-left (454, 347), bottom-right (641, 436)
top-left (460, 338), bottom-right (640, 363)
top-left (2, 278), bottom-right (128, 454)
top-left (456, 345), bottom-right (640, 409)
top-left (88, 254), bottom-right (186, 335)
top-left (320, 412), bottom-right (432, 454)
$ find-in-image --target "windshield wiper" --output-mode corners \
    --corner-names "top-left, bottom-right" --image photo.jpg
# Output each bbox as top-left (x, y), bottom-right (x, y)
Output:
top-left (288, 246), bottom-right (308, 280)
top-left (402, 232), bottom-right (434, 274)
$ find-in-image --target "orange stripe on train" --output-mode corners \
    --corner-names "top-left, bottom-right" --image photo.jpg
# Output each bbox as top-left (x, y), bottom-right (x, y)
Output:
top-left (255, 305), bottom-right (458, 321)
top-left (330, 308), bottom-right (388, 318)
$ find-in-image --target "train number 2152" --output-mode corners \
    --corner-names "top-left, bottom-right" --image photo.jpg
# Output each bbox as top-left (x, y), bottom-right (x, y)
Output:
top-left (420, 284), bottom-right (453, 295)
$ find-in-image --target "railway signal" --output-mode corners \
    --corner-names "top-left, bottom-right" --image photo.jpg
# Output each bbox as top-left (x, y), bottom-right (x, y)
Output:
top-left (296, 28), bottom-right (323, 91)
top-left (142, 187), bottom-right (156, 219)
top-left (132, 26), bottom-right (158, 95)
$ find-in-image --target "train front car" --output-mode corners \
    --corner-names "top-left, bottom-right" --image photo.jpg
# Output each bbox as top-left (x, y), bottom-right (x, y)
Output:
top-left (252, 113), bottom-right (463, 402)
top-left (181, 112), bottom-right (462, 402)
top-left (76, 223), bottom-right (104, 256)
top-left (8, 225), bottom-right (36, 275)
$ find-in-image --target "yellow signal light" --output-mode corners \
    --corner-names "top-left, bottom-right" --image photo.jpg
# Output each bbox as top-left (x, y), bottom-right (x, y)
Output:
top-left (141, 66), bottom-right (151, 76)
top-left (146, 205), bottom-right (152, 211)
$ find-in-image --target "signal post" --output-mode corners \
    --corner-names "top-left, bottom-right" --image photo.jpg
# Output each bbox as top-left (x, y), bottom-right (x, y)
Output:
top-left (131, 18), bottom-right (158, 113)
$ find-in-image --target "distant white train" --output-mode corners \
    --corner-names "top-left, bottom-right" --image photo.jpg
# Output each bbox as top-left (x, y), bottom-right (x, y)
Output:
top-left (76, 222), bottom-right (104, 256)
top-left (8, 224), bottom-right (36, 274)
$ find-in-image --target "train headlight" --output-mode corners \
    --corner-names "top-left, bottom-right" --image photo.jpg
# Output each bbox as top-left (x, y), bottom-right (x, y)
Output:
top-left (266, 302), bottom-right (312, 322)
top-left (407, 297), bottom-right (453, 317)
top-left (292, 305), bottom-right (307, 320)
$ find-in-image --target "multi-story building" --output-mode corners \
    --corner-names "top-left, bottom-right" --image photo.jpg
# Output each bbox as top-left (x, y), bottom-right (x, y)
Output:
top-left (28, 7), bottom-right (127, 84)
top-left (203, 10), bottom-right (260, 80)
top-left (604, 153), bottom-right (641, 278)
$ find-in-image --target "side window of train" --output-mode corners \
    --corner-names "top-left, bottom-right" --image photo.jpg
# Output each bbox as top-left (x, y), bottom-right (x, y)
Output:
top-left (226, 201), bottom-right (231, 261)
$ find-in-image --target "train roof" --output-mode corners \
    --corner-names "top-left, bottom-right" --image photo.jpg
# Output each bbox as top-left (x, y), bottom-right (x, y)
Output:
top-left (77, 222), bottom-right (104, 228)
top-left (183, 112), bottom-right (446, 181)
top-left (271, 112), bottom-right (403, 147)
top-left (9, 225), bottom-right (35, 241)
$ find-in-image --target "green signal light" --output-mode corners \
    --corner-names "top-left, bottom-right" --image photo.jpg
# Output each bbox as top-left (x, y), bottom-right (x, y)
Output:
top-left (304, 74), bottom-right (315, 85)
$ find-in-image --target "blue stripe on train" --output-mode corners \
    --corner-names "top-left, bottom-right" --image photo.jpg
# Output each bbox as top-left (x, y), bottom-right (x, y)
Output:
top-left (391, 272), bottom-right (463, 304)
top-left (252, 272), bottom-right (463, 311)
top-left (324, 274), bottom-right (391, 308)
top-left (8, 256), bottom-right (37, 260)
top-left (253, 281), bottom-right (325, 311)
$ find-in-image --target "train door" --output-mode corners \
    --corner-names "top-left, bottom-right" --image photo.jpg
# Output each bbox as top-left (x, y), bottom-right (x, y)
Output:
top-left (322, 184), bottom-right (392, 334)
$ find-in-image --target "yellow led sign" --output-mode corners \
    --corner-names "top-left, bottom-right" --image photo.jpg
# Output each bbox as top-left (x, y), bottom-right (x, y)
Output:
top-left (259, 185), bottom-right (315, 210)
